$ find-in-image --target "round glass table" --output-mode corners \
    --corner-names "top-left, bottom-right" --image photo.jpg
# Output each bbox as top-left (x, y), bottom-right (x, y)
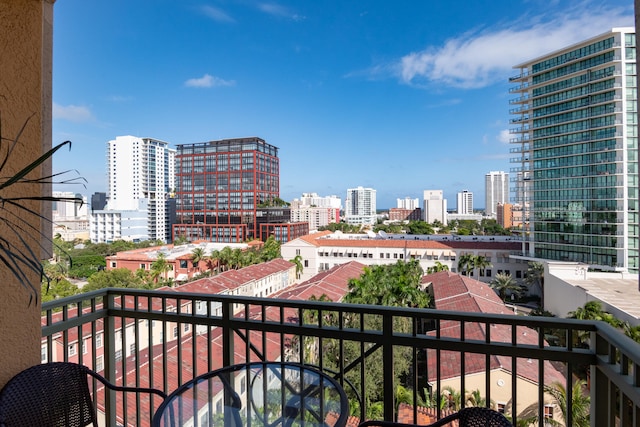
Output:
top-left (152, 361), bottom-right (349, 427)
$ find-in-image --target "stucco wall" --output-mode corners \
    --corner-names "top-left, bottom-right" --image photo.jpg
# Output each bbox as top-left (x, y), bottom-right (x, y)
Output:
top-left (0, 0), bottom-right (54, 386)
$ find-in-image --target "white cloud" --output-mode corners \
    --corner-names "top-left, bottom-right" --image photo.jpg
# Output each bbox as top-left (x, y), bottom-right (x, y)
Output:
top-left (184, 74), bottom-right (236, 88)
top-left (497, 129), bottom-right (511, 144)
top-left (52, 103), bottom-right (94, 122)
top-left (396, 4), bottom-right (633, 88)
top-left (201, 5), bottom-right (235, 23)
top-left (258, 3), bottom-right (305, 21)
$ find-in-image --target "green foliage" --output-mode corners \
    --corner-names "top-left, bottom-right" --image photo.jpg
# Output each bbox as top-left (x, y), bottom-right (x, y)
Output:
top-left (318, 222), bottom-right (362, 233)
top-left (344, 260), bottom-right (430, 308)
top-left (543, 380), bottom-right (590, 427)
top-left (490, 272), bottom-right (522, 301)
top-left (405, 220), bottom-right (434, 235)
top-left (83, 268), bottom-right (146, 292)
top-left (67, 254), bottom-right (106, 279)
top-left (41, 278), bottom-right (79, 302)
top-left (425, 261), bottom-right (449, 274)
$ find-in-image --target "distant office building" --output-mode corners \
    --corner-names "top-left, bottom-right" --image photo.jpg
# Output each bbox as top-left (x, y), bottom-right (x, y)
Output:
top-left (510, 28), bottom-right (637, 272)
top-left (101, 135), bottom-right (176, 243)
top-left (345, 187), bottom-right (376, 225)
top-left (497, 203), bottom-right (513, 229)
top-left (290, 206), bottom-right (340, 230)
top-left (456, 190), bottom-right (474, 215)
top-left (397, 197), bottom-right (419, 210)
top-left (91, 192), bottom-right (107, 211)
top-left (52, 191), bottom-right (87, 219)
top-left (90, 199), bottom-right (149, 243)
top-left (52, 191), bottom-right (89, 241)
top-left (485, 171), bottom-right (509, 218)
top-left (297, 193), bottom-right (342, 210)
top-left (389, 208), bottom-right (422, 222)
top-left (174, 137), bottom-right (306, 243)
top-left (423, 190), bottom-right (447, 226)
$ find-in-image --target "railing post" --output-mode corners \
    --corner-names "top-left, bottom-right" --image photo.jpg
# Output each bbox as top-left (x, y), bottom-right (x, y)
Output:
top-left (104, 291), bottom-right (117, 425)
top-left (222, 300), bottom-right (235, 367)
top-left (383, 313), bottom-right (394, 421)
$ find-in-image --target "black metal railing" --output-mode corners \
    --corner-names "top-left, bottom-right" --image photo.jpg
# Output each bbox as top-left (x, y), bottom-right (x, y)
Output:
top-left (41, 288), bottom-right (640, 426)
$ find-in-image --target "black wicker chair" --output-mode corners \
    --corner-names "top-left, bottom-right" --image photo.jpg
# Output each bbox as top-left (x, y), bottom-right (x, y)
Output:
top-left (358, 407), bottom-right (512, 427)
top-left (0, 361), bottom-right (166, 427)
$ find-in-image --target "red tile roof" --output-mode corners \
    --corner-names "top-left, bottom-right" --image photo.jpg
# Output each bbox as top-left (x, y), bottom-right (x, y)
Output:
top-left (422, 271), bottom-right (565, 386)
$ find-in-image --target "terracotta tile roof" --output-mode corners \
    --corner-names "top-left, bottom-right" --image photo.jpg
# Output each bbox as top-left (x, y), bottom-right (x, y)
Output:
top-left (272, 261), bottom-right (366, 302)
top-left (396, 403), bottom-right (458, 425)
top-left (422, 271), bottom-right (565, 386)
top-left (297, 230), bottom-right (333, 246)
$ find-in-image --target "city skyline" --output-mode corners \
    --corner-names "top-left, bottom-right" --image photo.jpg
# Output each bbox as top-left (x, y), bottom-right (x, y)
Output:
top-left (51, 1), bottom-right (633, 208)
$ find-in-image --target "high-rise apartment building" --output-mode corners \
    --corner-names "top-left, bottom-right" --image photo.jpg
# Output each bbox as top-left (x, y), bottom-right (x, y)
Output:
top-left (456, 190), bottom-right (474, 215)
top-left (298, 193), bottom-right (342, 210)
top-left (423, 190), bottom-right (447, 225)
top-left (397, 197), bottom-right (419, 210)
top-left (98, 135), bottom-right (175, 243)
top-left (345, 186), bottom-right (376, 225)
top-left (174, 137), bottom-right (307, 243)
top-left (497, 203), bottom-right (514, 229)
top-left (485, 171), bottom-right (509, 218)
top-left (510, 28), bottom-right (637, 272)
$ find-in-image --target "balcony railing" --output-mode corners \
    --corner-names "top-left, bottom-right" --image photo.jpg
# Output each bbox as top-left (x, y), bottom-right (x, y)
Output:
top-left (41, 288), bottom-right (640, 427)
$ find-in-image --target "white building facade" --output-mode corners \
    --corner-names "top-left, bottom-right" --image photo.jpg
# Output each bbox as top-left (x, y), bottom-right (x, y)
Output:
top-left (397, 197), bottom-right (420, 210)
top-left (99, 135), bottom-right (176, 243)
top-left (423, 190), bottom-right (447, 225)
top-left (456, 190), bottom-right (474, 215)
top-left (90, 199), bottom-right (149, 243)
top-left (345, 187), bottom-right (376, 225)
top-left (298, 193), bottom-right (342, 210)
top-left (484, 171), bottom-right (509, 218)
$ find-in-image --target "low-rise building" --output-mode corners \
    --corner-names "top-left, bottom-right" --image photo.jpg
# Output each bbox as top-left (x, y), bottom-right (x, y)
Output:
top-left (281, 231), bottom-right (528, 283)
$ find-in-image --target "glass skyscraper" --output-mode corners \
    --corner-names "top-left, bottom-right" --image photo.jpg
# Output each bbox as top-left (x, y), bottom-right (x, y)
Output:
top-left (510, 28), bottom-right (638, 273)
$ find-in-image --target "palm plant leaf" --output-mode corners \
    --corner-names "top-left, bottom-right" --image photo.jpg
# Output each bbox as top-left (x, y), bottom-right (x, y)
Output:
top-left (0, 113), bottom-right (85, 304)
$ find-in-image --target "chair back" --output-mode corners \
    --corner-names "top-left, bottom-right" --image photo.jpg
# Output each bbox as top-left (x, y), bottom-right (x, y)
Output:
top-left (0, 362), bottom-right (97, 427)
top-left (456, 407), bottom-right (512, 427)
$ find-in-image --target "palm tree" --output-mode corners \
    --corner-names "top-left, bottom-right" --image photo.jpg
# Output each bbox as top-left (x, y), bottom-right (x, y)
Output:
top-left (457, 254), bottom-right (475, 276)
top-left (524, 261), bottom-right (544, 308)
top-left (218, 246), bottom-right (233, 272)
top-left (568, 301), bottom-right (622, 346)
top-left (426, 261), bottom-right (449, 274)
top-left (473, 255), bottom-right (493, 278)
top-left (543, 380), bottom-right (590, 427)
top-left (490, 272), bottom-right (521, 301)
top-left (289, 255), bottom-right (303, 279)
top-left (206, 249), bottom-right (220, 273)
top-left (190, 247), bottom-right (205, 273)
top-left (151, 252), bottom-right (171, 284)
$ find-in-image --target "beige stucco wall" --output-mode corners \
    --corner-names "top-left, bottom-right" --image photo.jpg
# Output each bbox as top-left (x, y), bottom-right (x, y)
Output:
top-left (436, 369), bottom-right (561, 424)
top-left (0, 0), bottom-right (54, 386)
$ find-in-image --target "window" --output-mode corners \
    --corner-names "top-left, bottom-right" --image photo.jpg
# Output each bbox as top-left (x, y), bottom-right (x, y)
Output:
top-left (184, 323), bottom-right (190, 332)
top-left (180, 260), bottom-right (188, 269)
top-left (130, 343), bottom-right (136, 355)
top-left (304, 260), bottom-right (309, 267)
top-left (173, 327), bottom-right (179, 338)
top-left (96, 333), bottom-right (103, 348)
top-left (544, 405), bottom-right (554, 420)
top-left (394, 253), bottom-right (398, 259)
top-left (296, 249), bottom-right (300, 255)
top-left (41, 346), bottom-right (47, 363)
top-left (497, 403), bottom-right (506, 414)
top-left (82, 339), bottom-right (88, 354)
top-left (241, 377), bottom-right (246, 394)
top-left (216, 399), bottom-right (223, 413)
top-left (111, 261), bottom-right (116, 268)
top-left (200, 413), bottom-right (209, 426)
top-left (68, 343), bottom-right (76, 357)
top-left (140, 263), bottom-right (146, 270)
top-left (96, 356), bottom-right (104, 372)
top-left (115, 349), bottom-right (123, 361)
top-left (486, 269), bottom-right (492, 277)
top-left (516, 270), bottom-right (522, 279)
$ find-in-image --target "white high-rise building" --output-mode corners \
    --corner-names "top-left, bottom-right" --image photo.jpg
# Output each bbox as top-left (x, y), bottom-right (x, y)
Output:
top-left (456, 190), bottom-right (474, 215)
top-left (485, 171), bottom-right (509, 218)
top-left (423, 190), bottom-right (447, 226)
top-left (345, 187), bottom-right (376, 225)
top-left (397, 197), bottom-right (419, 210)
top-left (99, 135), bottom-right (176, 242)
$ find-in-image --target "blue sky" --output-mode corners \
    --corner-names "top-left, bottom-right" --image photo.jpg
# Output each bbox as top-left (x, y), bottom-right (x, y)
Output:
top-left (52, 0), bottom-right (634, 209)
